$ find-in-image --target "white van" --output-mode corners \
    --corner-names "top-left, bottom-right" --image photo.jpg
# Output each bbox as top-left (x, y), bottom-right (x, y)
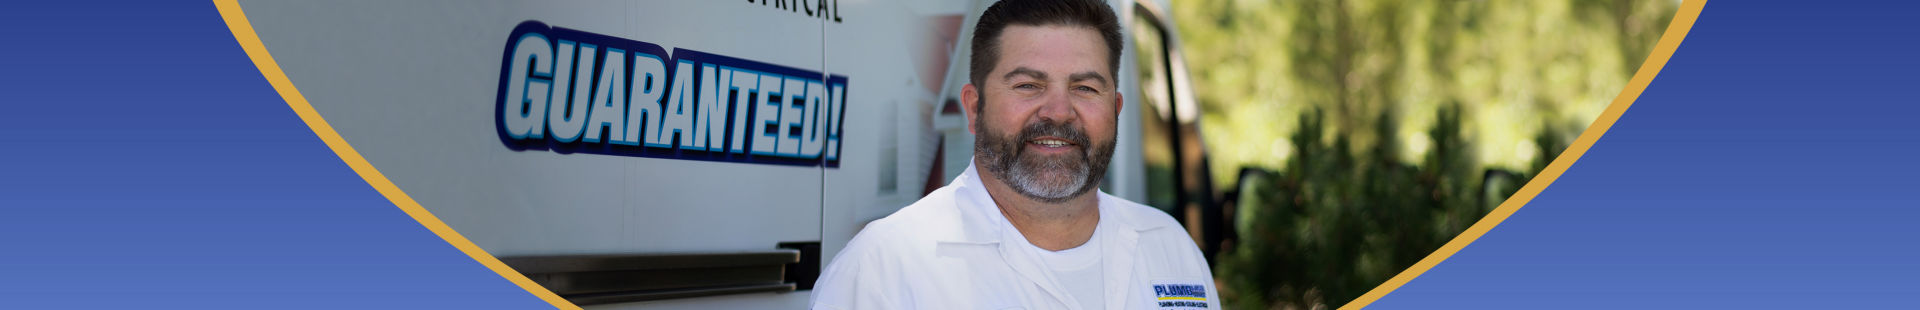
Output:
top-left (238, 0), bottom-right (1221, 308)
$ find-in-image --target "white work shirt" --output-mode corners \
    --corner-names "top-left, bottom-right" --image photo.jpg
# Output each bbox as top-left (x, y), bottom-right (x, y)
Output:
top-left (1022, 218), bottom-right (1105, 310)
top-left (811, 162), bottom-right (1221, 310)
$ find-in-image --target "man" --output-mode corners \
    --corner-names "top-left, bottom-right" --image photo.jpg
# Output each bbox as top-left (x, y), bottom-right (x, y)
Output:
top-left (810, 0), bottom-right (1218, 309)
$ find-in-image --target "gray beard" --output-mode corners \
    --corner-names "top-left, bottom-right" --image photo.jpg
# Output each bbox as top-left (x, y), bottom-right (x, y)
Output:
top-left (975, 119), bottom-right (1115, 204)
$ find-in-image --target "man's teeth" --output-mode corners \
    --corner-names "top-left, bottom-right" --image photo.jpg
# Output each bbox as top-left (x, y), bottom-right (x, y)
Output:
top-left (1033, 140), bottom-right (1069, 146)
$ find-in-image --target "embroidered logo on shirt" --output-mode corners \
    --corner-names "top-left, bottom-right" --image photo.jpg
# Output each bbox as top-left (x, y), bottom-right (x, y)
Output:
top-left (1151, 281), bottom-right (1210, 309)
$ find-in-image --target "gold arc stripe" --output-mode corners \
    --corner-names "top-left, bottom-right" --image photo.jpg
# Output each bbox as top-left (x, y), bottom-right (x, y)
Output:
top-left (1340, 0), bottom-right (1708, 309)
top-left (211, 1), bottom-right (581, 309)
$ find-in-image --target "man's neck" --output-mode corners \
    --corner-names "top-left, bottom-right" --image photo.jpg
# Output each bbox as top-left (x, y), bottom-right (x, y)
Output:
top-left (976, 161), bottom-right (1101, 251)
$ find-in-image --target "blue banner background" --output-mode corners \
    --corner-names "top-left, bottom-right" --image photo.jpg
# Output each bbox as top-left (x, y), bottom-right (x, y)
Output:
top-left (1376, 1), bottom-right (1920, 308)
top-left (0, 1), bottom-right (1914, 308)
top-left (0, 2), bottom-right (544, 308)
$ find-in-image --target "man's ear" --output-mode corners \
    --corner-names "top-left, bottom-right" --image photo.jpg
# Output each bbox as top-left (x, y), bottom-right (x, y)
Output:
top-left (1113, 91), bottom-right (1125, 120)
top-left (962, 83), bottom-right (980, 135)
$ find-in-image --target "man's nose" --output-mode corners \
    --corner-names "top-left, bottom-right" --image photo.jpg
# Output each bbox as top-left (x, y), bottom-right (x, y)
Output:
top-left (1035, 88), bottom-right (1077, 123)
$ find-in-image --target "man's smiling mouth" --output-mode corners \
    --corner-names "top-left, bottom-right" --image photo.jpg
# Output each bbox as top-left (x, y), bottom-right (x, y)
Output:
top-left (1029, 137), bottom-right (1077, 148)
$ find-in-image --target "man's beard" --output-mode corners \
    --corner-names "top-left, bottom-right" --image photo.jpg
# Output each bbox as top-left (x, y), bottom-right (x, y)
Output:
top-left (975, 119), bottom-right (1116, 204)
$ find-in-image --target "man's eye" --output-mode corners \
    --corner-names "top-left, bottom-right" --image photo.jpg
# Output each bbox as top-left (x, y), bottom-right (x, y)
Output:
top-left (1075, 85), bottom-right (1099, 93)
top-left (1015, 83), bottom-right (1040, 90)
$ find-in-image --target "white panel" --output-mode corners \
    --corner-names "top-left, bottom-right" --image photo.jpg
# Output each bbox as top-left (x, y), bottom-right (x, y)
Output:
top-left (241, 0), bottom-right (825, 257)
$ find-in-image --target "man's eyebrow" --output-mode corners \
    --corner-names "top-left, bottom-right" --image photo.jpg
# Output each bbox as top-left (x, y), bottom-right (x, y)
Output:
top-left (1068, 71), bottom-right (1108, 86)
top-left (1002, 67), bottom-right (1047, 81)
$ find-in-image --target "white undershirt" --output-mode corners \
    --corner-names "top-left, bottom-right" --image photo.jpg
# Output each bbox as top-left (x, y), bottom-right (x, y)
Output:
top-left (1019, 220), bottom-right (1105, 310)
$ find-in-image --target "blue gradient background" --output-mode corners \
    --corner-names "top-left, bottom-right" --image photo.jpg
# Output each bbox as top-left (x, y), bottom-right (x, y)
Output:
top-left (1376, 1), bottom-right (1920, 308)
top-left (0, 2), bottom-right (543, 308)
top-left (1, 1), bottom-right (1915, 309)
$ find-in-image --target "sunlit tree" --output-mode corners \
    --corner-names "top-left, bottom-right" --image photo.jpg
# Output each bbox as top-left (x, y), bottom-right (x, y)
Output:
top-left (1174, 0), bottom-right (1679, 308)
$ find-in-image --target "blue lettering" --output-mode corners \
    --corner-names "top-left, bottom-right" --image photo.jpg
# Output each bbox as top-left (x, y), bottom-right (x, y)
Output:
top-left (501, 33), bottom-right (552, 140)
top-left (493, 21), bottom-right (847, 167)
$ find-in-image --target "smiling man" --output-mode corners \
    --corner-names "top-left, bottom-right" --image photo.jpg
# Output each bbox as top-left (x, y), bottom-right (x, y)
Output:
top-left (809, 1), bottom-right (1218, 309)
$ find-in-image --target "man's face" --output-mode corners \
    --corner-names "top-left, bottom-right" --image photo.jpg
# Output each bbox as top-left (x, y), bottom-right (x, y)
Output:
top-left (964, 24), bottom-right (1122, 204)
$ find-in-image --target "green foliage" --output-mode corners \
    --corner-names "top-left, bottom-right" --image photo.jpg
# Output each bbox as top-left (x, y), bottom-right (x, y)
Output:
top-left (1220, 106), bottom-right (1463, 308)
top-left (1175, 0), bottom-right (1679, 309)
top-left (1176, 0), bottom-right (1679, 184)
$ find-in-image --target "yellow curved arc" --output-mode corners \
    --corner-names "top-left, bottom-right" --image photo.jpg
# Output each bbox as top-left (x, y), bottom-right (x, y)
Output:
top-left (212, 1), bottom-right (580, 309)
top-left (1340, 1), bottom-right (1707, 309)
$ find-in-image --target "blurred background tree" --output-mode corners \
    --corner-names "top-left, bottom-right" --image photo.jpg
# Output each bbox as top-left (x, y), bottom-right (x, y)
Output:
top-left (1170, 0), bottom-right (1679, 308)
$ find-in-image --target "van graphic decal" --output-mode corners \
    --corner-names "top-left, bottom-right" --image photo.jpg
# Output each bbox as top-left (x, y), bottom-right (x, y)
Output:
top-left (495, 21), bottom-right (846, 168)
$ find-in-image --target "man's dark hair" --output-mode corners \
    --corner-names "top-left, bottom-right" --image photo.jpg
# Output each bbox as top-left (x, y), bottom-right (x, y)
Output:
top-left (968, 0), bottom-right (1123, 92)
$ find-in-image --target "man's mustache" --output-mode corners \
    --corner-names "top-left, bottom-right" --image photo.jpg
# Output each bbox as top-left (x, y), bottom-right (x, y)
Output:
top-left (1012, 121), bottom-right (1091, 156)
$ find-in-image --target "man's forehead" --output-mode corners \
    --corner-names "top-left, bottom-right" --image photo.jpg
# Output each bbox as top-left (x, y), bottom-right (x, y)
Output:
top-left (992, 24), bottom-right (1112, 81)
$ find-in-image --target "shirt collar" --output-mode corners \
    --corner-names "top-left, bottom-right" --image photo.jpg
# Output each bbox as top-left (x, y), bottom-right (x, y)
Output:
top-left (946, 159), bottom-right (1168, 244)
